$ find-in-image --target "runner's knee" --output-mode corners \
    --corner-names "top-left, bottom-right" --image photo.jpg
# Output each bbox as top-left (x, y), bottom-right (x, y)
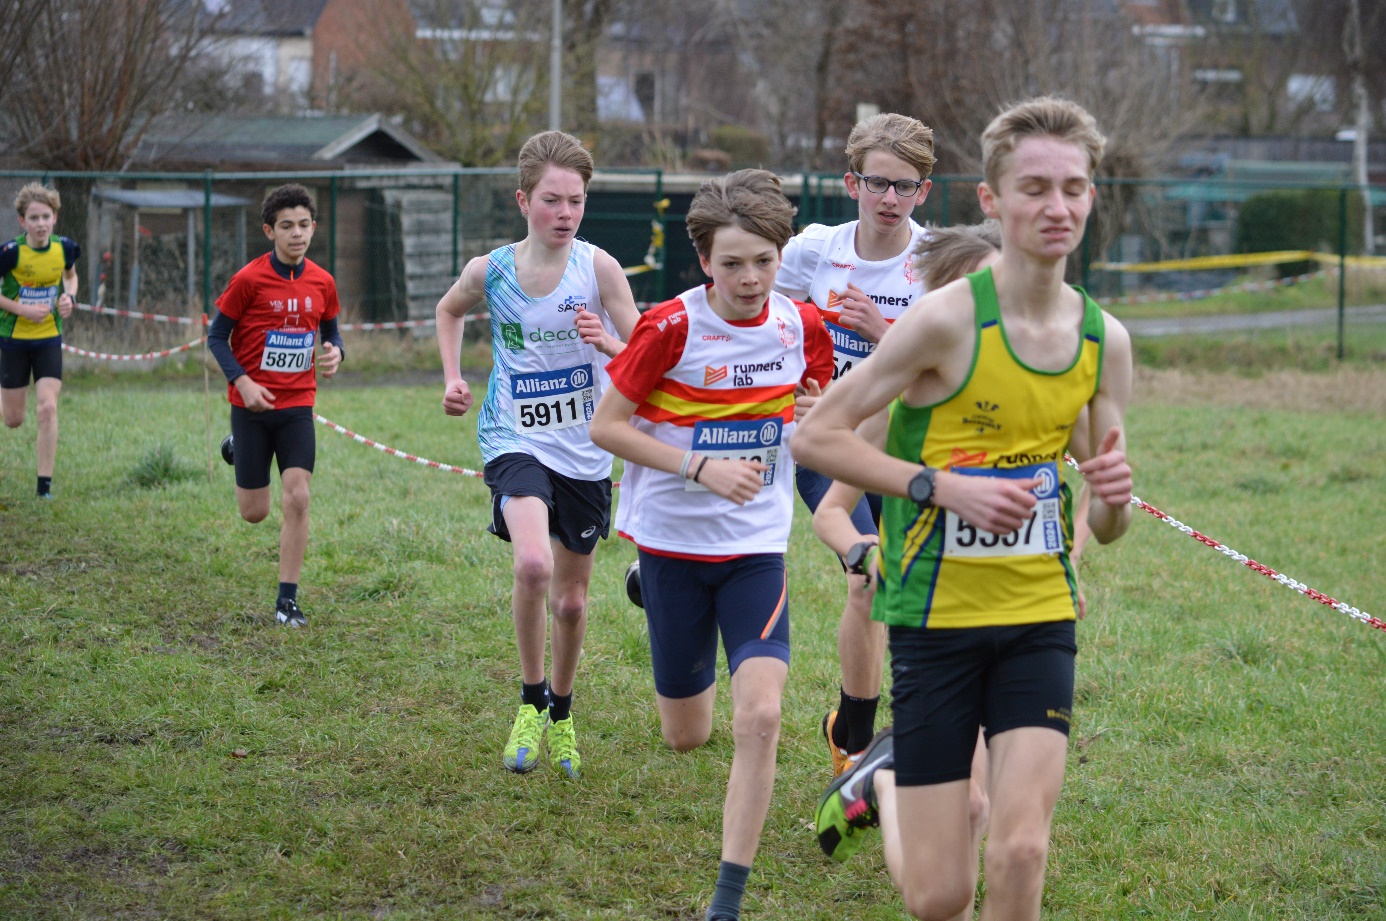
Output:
top-left (899, 878), bottom-right (973, 921)
top-left (731, 694), bottom-right (782, 745)
top-left (984, 830), bottom-right (1049, 887)
top-left (511, 552), bottom-right (554, 595)
top-left (661, 720), bottom-right (710, 752)
top-left (549, 588), bottom-right (588, 625)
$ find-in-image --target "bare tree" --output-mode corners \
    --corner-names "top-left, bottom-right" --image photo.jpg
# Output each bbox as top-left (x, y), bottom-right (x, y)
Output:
top-left (0, 0), bottom-right (223, 171)
top-left (0, 1), bottom-right (43, 108)
top-left (359, 0), bottom-right (548, 166)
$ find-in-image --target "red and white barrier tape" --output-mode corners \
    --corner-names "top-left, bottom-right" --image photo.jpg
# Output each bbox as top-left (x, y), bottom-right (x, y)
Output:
top-left (313, 413), bottom-right (483, 477)
top-left (339, 311), bottom-right (491, 331)
top-left (62, 336), bottom-right (207, 361)
top-left (74, 302), bottom-right (204, 325)
top-left (1063, 457), bottom-right (1382, 633)
top-left (1099, 271), bottom-right (1323, 307)
top-left (1128, 496), bottom-right (1384, 633)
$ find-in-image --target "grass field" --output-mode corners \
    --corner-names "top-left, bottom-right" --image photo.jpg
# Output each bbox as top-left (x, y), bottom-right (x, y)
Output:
top-left (1, 359), bottom-right (1384, 919)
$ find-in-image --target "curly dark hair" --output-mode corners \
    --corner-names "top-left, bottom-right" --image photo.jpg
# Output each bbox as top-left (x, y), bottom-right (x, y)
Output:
top-left (261, 183), bottom-right (317, 228)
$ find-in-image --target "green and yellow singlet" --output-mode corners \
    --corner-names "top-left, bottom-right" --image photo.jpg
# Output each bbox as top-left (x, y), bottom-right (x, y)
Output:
top-left (0, 235), bottom-right (78, 342)
top-left (874, 266), bottom-right (1104, 629)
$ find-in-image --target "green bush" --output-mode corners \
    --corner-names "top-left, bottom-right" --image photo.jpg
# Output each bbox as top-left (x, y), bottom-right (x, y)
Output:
top-left (1236, 189), bottom-right (1363, 277)
top-left (708, 125), bottom-right (771, 169)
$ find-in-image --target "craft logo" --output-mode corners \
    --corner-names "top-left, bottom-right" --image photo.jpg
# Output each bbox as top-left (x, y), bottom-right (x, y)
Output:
top-left (702, 334), bottom-right (733, 342)
top-left (704, 365), bottom-right (728, 385)
top-left (830, 261), bottom-right (855, 270)
top-left (501, 322), bottom-right (525, 351)
top-left (948, 447), bottom-right (988, 468)
top-left (776, 317), bottom-right (796, 348)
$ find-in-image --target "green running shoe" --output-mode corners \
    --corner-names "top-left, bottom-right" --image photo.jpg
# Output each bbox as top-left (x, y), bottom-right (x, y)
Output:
top-left (815, 726), bottom-right (893, 862)
top-left (547, 714), bottom-right (581, 778)
top-left (503, 704), bottom-right (548, 773)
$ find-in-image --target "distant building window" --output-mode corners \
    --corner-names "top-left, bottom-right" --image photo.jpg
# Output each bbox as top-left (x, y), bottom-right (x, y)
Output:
top-left (1288, 74), bottom-right (1336, 112)
top-left (1194, 68), bottom-right (1243, 84)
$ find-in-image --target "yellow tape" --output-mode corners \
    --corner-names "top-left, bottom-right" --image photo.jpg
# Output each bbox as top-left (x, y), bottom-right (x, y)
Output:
top-left (1094, 250), bottom-right (1386, 272)
top-left (1092, 251), bottom-right (1315, 272)
top-left (623, 264), bottom-right (653, 276)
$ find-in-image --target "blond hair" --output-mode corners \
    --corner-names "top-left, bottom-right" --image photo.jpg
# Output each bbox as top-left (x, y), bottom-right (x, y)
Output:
top-left (913, 221), bottom-right (1002, 290)
top-left (15, 182), bottom-right (61, 217)
top-left (517, 130), bottom-right (595, 195)
top-left (685, 169), bottom-right (797, 258)
top-left (845, 113), bottom-right (935, 179)
top-left (981, 97), bottom-right (1105, 189)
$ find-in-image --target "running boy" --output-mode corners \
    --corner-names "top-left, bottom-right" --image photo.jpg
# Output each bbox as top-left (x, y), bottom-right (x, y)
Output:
top-left (208, 183), bottom-right (344, 628)
top-left (1, 183), bottom-right (80, 498)
top-left (589, 170), bottom-right (833, 921)
top-left (436, 130), bottom-right (639, 778)
top-left (796, 98), bottom-right (1134, 921)
top-left (775, 113), bottom-right (934, 776)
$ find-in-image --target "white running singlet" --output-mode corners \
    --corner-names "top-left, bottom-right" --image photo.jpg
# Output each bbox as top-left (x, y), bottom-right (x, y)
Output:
top-left (476, 239), bottom-right (617, 480)
top-left (775, 220), bottom-right (927, 381)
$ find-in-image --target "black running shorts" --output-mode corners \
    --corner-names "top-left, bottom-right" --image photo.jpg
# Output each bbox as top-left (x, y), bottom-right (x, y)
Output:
top-left (230, 404), bottom-right (316, 490)
top-left (483, 452), bottom-right (611, 555)
top-left (888, 619), bottom-right (1077, 786)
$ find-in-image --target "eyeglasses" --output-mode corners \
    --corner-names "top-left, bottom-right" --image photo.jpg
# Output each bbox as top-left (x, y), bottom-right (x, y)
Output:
top-left (852, 172), bottom-right (926, 197)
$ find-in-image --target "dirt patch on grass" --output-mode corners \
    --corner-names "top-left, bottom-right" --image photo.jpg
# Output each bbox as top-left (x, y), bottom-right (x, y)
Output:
top-left (1135, 367), bottom-right (1386, 415)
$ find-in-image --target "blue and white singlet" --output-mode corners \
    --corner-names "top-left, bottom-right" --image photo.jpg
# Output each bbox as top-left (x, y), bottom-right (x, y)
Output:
top-left (476, 239), bottom-right (616, 481)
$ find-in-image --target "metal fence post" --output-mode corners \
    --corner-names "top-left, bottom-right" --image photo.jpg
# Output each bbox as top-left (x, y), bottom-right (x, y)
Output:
top-left (1337, 186), bottom-right (1348, 361)
top-left (654, 168), bottom-right (665, 301)
top-left (202, 171), bottom-right (213, 314)
top-left (940, 178), bottom-right (950, 227)
top-left (329, 175), bottom-right (338, 276)
top-left (451, 171), bottom-right (461, 278)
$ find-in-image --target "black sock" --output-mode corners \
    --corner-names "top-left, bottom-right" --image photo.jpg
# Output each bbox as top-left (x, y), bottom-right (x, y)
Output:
top-left (706, 861), bottom-right (750, 921)
top-left (37, 476), bottom-right (51, 496)
top-left (549, 691), bottom-right (572, 723)
top-left (277, 582), bottom-right (298, 605)
top-left (837, 689), bottom-right (880, 754)
top-left (521, 680), bottom-right (549, 714)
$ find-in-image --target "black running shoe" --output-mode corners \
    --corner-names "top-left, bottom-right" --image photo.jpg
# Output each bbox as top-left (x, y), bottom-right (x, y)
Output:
top-left (624, 559), bottom-right (644, 608)
top-left (221, 434), bottom-right (235, 465)
top-left (275, 599), bottom-right (307, 628)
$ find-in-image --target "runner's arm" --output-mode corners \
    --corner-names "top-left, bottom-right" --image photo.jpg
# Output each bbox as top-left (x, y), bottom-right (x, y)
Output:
top-left (585, 250), bottom-right (640, 356)
top-left (437, 256), bottom-right (487, 415)
top-left (811, 408), bottom-right (888, 556)
top-left (796, 286), bottom-right (1040, 535)
top-left (1079, 315), bottom-right (1134, 544)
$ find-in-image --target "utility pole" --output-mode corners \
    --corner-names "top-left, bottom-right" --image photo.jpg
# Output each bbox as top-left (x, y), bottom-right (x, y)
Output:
top-left (549, 0), bottom-right (562, 130)
top-left (1345, 0), bottom-right (1374, 254)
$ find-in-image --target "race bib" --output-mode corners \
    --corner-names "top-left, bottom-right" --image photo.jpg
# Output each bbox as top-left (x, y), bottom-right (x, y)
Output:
top-left (686, 418), bottom-right (782, 492)
top-left (18, 285), bottom-right (58, 312)
top-left (943, 462), bottom-right (1065, 557)
top-left (511, 364), bottom-right (595, 433)
top-left (826, 320), bottom-right (874, 381)
top-left (261, 329), bottom-right (314, 373)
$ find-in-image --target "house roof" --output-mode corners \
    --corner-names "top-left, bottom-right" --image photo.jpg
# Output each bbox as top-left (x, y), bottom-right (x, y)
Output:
top-left (131, 114), bottom-right (445, 169)
top-left (206, 0), bottom-right (331, 36)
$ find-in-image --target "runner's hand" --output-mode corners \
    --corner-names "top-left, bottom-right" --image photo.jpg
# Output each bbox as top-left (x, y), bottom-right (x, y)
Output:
top-left (318, 342), bottom-right (342, 378)
top-left (697, 458), bottom-right (768, 505)
top-left (1078, 427), bottom-right (1132, 507)
top-left (234, 376), bottom-right (276, 412)
top-left (936, 471), bottom-right (1039, 535)
top-left (442, 379), bottom-right (474, 416)
top-left (575, 309), bottom-right (622, 357)
top-left (835, 283), bottom-right (888, 343)
top-left (56, 293), bottom-right (74, 319)
top-left (794, 377), bottom-right (822, 421)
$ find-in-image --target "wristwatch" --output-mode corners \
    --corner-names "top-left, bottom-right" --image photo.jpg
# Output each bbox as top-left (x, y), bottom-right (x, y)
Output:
top-left (907, 466), bottom-right (937, 508)
top-left (845, 540), bottom-right (878, 576)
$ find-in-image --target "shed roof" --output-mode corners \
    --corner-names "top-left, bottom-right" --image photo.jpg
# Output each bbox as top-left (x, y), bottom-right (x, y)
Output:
top-left (131, 114), bottom-right (443, 169)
